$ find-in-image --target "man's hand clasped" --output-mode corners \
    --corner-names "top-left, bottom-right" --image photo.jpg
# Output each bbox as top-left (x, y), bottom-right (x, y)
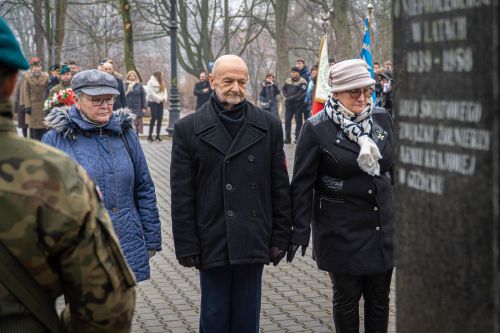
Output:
top-left (269, 246), bottom-right (286, 266)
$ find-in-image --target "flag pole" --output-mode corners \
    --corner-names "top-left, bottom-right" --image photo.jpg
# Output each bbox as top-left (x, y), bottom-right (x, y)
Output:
top-left (310, 9), bottom-right (332, 116)
top-left (367, 1), bottom-right (374, 47)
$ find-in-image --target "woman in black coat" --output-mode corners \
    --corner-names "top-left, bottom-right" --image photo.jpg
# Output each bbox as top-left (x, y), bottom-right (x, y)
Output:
top-left (125, 70), bottom-right (147, 135)
top-left (288, 59), bottom-right (395, 333)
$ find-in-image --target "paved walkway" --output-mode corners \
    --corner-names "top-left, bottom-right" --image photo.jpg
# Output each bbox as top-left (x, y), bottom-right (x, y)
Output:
top-left (132, 139), bottom-right (396, 333)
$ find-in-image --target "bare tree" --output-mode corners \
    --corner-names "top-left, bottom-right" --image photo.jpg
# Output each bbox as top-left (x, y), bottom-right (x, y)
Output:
top-left (64, 1), bottom-right (123, 69)
top-left (54, 0), bottom-right (68, 64)
top-left (33, 0), bottom-right (45, 65)
top-left (118, 0), bottom-right (138, 74)
top-left (272, 0), bottom-right (290, 85)
top-left (371, 0), bottom-right (392, 64)
top-left (1, 2), bottom-right (37, 60)
top-left (136, 0), bottom-right (271, 77)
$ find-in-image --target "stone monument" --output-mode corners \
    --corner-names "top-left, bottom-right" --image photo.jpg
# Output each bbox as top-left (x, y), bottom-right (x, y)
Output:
top-left (393, 1), bottom-right (499, 332)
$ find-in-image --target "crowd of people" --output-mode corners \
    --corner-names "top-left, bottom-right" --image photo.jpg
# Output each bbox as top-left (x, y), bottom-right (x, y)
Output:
top-left (13, 56), bottom-right (170, 142)
top-left (1, 15), bottom-right (396, 333)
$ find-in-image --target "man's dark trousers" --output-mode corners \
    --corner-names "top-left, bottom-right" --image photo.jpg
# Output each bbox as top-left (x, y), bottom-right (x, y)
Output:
top-left (284, 104), bottom-right (304, 142)
top-left (199, 263), bottom-right (264, 333)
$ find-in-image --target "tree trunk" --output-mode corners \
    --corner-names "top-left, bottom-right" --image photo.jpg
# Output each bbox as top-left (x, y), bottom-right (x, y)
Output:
top-left (54, 0), bottom-right (67, 64)
top-left (329, 0), bottom-right (352, 61)
top-left (224, 0), bottom-right (230, 54)
top-left (33, 0), bottom-right (45, 66)
top-left (119, 0), bottom-right (138, 77)
top-left (44, 0), bottom-right (54, 66)
top-left (274, 0), bottom-right (289, 85)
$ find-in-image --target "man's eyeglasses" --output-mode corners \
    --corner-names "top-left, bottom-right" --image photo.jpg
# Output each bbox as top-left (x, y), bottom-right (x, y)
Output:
top-left (83, 96), bottom-right (116, 106)
top-left (346, 86), bottom-right (374, 99)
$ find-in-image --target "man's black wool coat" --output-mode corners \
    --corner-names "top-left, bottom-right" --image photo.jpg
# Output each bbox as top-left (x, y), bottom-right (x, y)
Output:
top-left (170, 100), bottom-right (292, 269)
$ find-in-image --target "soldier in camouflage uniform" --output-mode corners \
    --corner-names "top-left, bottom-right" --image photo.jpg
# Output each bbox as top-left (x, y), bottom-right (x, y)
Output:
top-left (0, 17), bottom-right (136, 332)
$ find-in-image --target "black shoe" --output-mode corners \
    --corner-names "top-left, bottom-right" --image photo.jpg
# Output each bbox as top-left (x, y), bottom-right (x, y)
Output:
top-left (147, 136), bottom-right (154, 143)
top-left (155, 136), bottom-right (162, 142)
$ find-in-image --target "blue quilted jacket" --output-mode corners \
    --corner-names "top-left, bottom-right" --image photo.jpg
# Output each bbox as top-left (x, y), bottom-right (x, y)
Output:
top-left (42, 106), bottom-right (161, 281)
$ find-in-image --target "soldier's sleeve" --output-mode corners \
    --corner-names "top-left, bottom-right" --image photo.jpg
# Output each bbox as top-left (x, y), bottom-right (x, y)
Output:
top-left (53, 165), bottom-right (136, 332)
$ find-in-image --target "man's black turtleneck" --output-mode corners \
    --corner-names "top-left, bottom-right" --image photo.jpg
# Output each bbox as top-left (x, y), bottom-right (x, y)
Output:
top-left (210, 94), bottom-right (246, 139)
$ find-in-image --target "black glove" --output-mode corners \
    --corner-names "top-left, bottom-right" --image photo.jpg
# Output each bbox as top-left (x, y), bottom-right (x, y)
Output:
top-left (269, 246), bottom-right (286, 266)
top-left (178, 255), bottom-right (201, 269)
top-left (286, 243), bottom-right (307, 263)
top-left (23, 107), bottom-right (31, 115)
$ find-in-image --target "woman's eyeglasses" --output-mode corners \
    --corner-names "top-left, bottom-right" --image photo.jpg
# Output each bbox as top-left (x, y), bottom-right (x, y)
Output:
top-left (83, 96), bottom-right (116, 106)
top-left (345, 86), bottom-right (374, 99)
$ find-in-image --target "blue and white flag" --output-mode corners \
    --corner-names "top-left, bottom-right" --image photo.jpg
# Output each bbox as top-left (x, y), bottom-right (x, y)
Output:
top-left (360, 17), bottom-right (376, 102)
top-left (360, 17), bottom-right (374, 77)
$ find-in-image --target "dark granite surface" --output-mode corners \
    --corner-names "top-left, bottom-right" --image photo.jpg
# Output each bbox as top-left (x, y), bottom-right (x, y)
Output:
top-left (393, 1), bottom-right (499, 332)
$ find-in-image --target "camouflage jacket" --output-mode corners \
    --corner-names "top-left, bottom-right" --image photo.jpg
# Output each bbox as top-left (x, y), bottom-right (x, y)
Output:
top-left (0, 100), bottom-right (136, 332)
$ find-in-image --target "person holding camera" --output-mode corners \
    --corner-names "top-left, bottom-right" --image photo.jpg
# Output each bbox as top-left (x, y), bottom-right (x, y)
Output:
top-left (378, 70), bottom-right (393, 117)
top-left (258, 73), bottom-right (280, 118)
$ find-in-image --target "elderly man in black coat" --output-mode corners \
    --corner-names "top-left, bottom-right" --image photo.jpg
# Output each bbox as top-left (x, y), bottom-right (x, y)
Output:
top-left (170, 54), bottom-right (292, 333)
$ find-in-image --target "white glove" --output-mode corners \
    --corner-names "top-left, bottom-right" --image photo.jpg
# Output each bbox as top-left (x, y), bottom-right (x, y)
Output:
top-left (357, 136), bottom-right (381, 176)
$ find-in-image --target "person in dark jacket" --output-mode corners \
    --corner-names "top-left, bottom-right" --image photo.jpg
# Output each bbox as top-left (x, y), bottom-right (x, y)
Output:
top-left (282, 66), bottom-right (308, 143)
top-left (47, 63), bottom-right (60, 95)
top-left (171, 54), bottom-right (292, 333)
top-left (101, 62), bottom-right (127, 110)
top-left (288, 59), bottom-right (394, 333)
top-left (125, 70), bottom-right (147, 135)
top-left (304, 65), bottom-right (318, 120)
top-left (259, 73), bottom-right (280, 118)
top-left (378, 70), bottom-right (393, 117)
top-left (42, 69), bottom-right (162, 282)
top-left (193, 71), bottom-right (212, 110)
top-left (295, 58), bottom-right (310, 82)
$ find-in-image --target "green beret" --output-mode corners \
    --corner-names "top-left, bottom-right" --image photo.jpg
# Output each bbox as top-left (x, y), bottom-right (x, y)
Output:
top-left (0, 17), bottom-right (29, 70)
top-left (59, 64), bottom-right (70, 74)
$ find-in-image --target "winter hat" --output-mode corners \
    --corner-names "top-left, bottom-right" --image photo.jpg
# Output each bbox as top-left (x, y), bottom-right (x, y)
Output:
top-left (71, 69), bottom-right (119, 96)
top-left (0, 17), bottom-right (29, 70)
top-left (328, 59), bottom-right (376, 93)
top-left (59, 65), bottom-right (71, 75)
top-left (291, 66), bottom-right (301, 73)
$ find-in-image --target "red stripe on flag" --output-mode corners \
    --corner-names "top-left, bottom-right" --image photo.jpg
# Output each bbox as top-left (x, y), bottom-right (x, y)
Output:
top-left (311, 101), bottom-right (325, 116)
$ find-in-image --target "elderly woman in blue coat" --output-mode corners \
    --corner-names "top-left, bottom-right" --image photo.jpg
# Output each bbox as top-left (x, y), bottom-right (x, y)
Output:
top-left (42, 69), bottom-right (161, 282)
